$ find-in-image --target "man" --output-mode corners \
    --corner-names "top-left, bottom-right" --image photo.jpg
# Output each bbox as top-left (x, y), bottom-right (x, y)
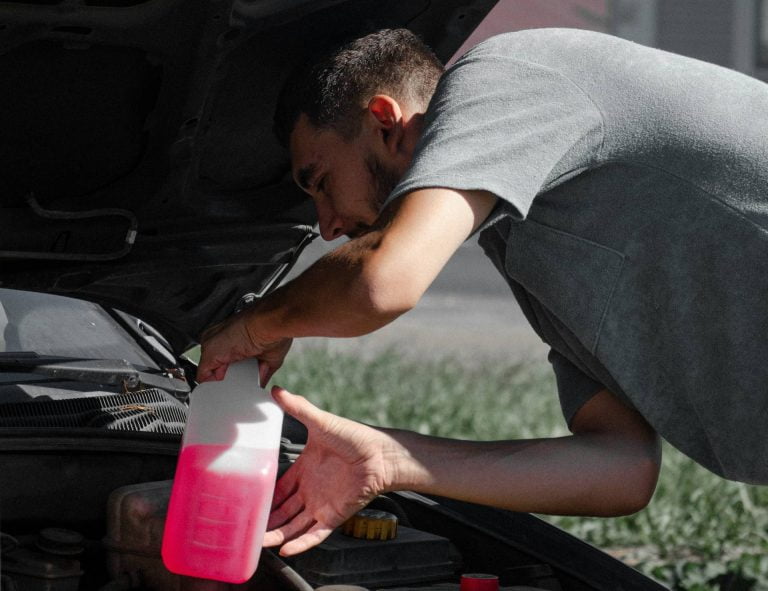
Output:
top-left (198, 28), bottom-right (768, 557)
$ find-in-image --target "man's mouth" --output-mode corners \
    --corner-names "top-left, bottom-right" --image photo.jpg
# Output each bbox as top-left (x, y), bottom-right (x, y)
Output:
top-left (346, 223), bottom-right (373, 239)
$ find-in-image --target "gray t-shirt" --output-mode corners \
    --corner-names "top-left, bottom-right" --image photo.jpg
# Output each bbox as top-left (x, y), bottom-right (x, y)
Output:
top-left (385, 28), bottom-right (768, 484)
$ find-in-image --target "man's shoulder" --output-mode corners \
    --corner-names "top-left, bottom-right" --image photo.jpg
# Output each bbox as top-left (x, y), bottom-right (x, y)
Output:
top-left (442, 28), bottom-right (620, 95)
top-left (462, 28), bottom-right (629, 63)
top-left (446, 28), bottom-right (642, 100)
top-left (475, 27), bottom-right (611, 46)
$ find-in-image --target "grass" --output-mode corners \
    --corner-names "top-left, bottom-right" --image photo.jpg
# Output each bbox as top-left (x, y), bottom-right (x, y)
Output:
top-left (270, 347), bottom-right (768, 591)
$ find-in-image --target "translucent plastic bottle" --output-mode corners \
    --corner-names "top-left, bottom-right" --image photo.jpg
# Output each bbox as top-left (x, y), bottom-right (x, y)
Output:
top-left (162, 359), bottom-right (283, 583)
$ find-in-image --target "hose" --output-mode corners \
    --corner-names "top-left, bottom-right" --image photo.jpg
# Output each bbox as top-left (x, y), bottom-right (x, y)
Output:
top-left (0, 532), bottom-right (20, 553)
top-left (261, 549), bottom-right (314, 591)
top-left (0, 193), bottom-right (138, 261)
top-left (96, 573), bottom-right (134, 591)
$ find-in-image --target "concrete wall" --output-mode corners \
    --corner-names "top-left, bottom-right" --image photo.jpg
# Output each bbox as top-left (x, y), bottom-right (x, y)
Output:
top-left (656, 0), bottom-right (735, 67)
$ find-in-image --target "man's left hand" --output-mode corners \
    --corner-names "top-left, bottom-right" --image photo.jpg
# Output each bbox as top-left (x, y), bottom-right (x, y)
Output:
top-left (197, 311), bottom-right (292, 384)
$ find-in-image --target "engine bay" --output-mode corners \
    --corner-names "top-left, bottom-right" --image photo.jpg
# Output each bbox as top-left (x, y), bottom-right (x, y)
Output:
top-left (0, 347), bottom-right (662, 591)
top-left (0, 423), bottom-right (663, 591)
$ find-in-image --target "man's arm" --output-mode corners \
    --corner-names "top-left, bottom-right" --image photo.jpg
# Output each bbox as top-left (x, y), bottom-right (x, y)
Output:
top-left (197, 188), bottom-right (497, 381)
top-left (265, 387), bottom-right (661, 556)
top-left (389, 388), bottom-right (661, 515)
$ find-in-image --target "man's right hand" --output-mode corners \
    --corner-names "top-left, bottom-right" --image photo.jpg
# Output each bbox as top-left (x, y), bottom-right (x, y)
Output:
top-left (264, 387), bottom-right (405, 556)
top-left (197, 310), bottom-right (292, 385)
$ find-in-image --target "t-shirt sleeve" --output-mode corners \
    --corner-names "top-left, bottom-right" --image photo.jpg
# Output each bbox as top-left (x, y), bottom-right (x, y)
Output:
top-left (548, 349), bottom-right (604, 429)
top-left (383, 36), bottom-right (604, 224)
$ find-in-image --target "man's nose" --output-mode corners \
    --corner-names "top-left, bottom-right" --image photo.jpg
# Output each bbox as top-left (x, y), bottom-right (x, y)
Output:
top-left (317, 209), bottom-right (345, 241)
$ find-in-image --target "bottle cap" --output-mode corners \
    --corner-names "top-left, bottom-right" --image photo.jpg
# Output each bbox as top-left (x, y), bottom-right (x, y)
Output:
top-left (341, 509), bottom-right (398, 540)
top-left (460, 573), bottom-right (499, 591)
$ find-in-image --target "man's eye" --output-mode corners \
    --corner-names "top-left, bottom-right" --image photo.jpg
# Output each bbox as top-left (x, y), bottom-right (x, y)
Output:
top-left (317, 177), bottom-right (326, 193)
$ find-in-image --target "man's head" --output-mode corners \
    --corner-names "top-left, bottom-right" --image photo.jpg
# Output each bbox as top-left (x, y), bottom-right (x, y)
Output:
top-left (274, 28), bottom-right (443, 148)
top-left (274, 29), bottom-right (443, 240)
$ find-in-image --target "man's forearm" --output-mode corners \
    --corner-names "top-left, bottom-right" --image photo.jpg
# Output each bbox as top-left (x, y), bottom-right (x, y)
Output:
top-left (246, 231), bottom-right (411, 342)
top-left (381, 428), bottom-right (660, 516)
top-left (242, 188), bottom-right (499, 344)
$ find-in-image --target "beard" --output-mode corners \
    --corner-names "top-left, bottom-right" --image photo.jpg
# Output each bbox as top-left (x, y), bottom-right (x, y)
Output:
top-left (343, 152), bottom-right (403, 239)
top-left (365, 152), bottom-right (403, 213)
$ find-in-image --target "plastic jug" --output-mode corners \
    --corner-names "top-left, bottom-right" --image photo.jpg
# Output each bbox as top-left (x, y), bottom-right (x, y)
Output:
top-left (161, 359), bottom-right (283, 583)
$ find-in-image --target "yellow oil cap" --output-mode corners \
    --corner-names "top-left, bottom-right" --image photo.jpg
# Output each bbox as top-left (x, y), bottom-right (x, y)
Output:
top-left (341, 509), bottom-right (398, 540)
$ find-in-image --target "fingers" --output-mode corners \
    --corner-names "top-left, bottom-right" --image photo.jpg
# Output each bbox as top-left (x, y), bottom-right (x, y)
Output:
top-left (196, 358), bottom-right (228, 383)
top-left (278, 522), bottom-right (335, 557)
top-left (259, 339), bottom-right (292, 386)
top-left (259, 361), bottom-right (269, 388)
top-left (197, 322), bottom-right (225, 382)
top-left (267, 490), bottom-right (304, 530)
top-left (262, 363), bottom-right (280, 387)
top-left (195, 362), bottom-right (216, 383)
top-left (271, 464), bottom-right (299, 509)
top-left (198, 324), bottom-right (291, 385)
top-left (197, 339), bottom-right (227, 383)
top-left (263, 509), bottom-right (315, 549)
top-left (271, 387), bottom-right (323, 426)
top-left (264, 516), bottom-right (335, 557)
top-left (260, 359), bottom-right (284, 387)
top-left (262, 529), bottom-right (285, 549)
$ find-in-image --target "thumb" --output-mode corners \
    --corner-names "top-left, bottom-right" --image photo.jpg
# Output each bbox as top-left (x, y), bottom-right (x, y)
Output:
top-left (271, 386), bottom-right (324, 427)
top-left (259, 361), bottom-right (270, 388)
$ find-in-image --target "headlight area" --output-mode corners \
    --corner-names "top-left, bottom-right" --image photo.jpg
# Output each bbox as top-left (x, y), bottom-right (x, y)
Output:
top-left (0, 435), bottom-right (664, 591)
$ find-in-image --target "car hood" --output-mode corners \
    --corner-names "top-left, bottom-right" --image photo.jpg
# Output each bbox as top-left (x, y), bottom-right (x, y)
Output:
top-left (0, 0), bottom-right (496, 354)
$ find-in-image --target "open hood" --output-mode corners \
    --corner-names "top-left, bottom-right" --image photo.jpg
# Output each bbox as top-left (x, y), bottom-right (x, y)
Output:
top-left (0, 0), bottom-right (496, 354)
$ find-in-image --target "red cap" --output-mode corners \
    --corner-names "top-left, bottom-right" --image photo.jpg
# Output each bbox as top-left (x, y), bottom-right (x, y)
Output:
top-left (460, 573), bottom-right (499, 591)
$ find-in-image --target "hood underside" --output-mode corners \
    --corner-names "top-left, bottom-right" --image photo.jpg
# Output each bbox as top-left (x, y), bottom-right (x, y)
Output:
top-left (0, 0), bottom-right (497, 353)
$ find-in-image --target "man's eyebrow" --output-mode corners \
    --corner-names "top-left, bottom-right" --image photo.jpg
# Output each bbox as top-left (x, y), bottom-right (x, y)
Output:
top-left (296, 164), bottom-right (317, 190)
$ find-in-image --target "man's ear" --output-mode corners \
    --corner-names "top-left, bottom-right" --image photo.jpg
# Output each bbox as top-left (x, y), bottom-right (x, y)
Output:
top-left (366, 95), bottom-right (403, 154)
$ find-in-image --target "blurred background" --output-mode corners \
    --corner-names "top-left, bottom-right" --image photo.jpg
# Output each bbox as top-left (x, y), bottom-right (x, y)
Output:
top-left (459, 0), bottom-right (768, 77)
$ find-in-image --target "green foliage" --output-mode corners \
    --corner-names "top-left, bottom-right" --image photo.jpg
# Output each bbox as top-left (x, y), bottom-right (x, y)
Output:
top-left (274, 347), bottom-right (768, 591)
top-left (274, 347), bottom-right (567, 440)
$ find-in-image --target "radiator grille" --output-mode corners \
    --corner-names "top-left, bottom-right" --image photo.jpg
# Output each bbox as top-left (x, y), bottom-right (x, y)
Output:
top-left (0, 389), bottom-right (187, 434)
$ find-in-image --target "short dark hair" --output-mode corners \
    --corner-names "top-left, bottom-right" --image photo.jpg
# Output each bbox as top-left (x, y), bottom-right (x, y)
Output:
top-left (273, 28), bottom-right (443, 148)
